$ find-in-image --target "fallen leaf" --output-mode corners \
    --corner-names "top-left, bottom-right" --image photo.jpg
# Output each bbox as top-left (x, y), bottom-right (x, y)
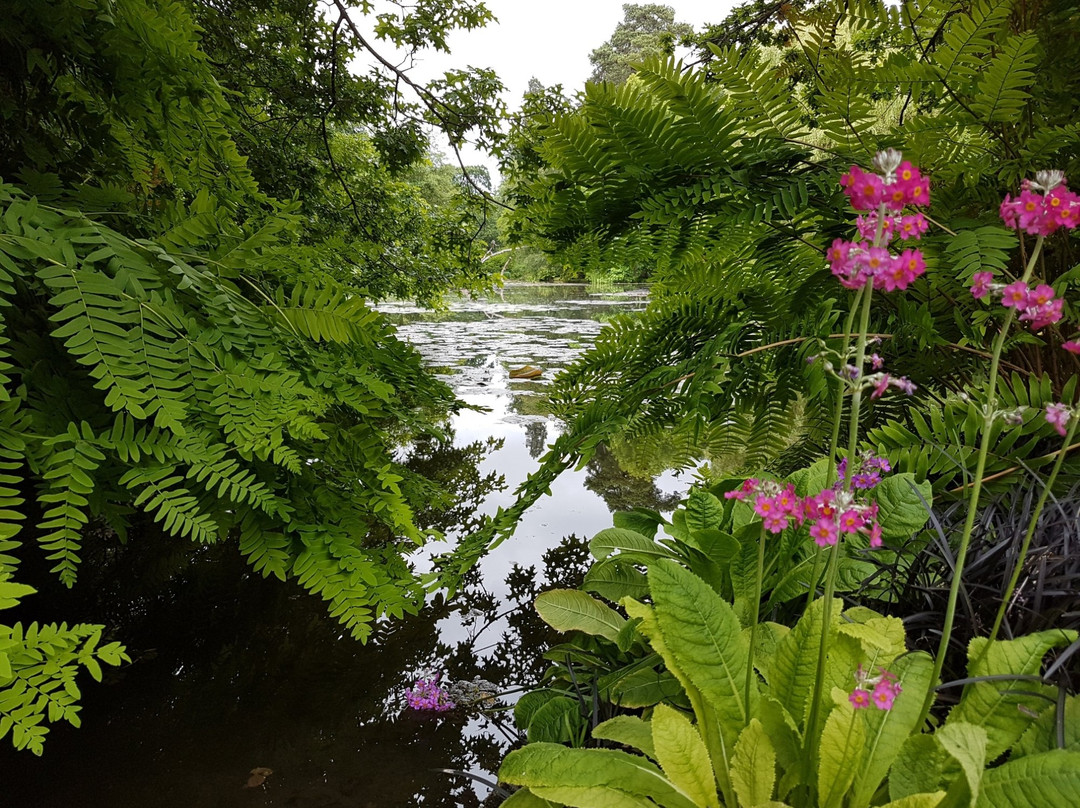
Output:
top-left (244, 767), bottom-right (273, 788)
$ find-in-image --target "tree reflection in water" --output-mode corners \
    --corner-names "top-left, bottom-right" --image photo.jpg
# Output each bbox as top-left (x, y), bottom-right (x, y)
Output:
top-left (0, 427), bottom-right (598, 807)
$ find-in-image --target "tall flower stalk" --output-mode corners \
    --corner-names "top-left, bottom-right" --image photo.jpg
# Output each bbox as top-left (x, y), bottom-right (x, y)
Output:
top-left (918, 168), bottom-right (1079, 722)
top-left (806, 150), bottom-right (927, 774)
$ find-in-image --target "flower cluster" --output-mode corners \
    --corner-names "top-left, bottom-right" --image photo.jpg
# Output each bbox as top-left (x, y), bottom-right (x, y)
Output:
top-left (970, 272), bottom-right (1064, 331)
top-left (405, 675), bottom-right (456, 712)
top-left (849, 665), bottom-right (902, 711)
top-left (810, 344), bottom-right (917, 401)
top-left (837, 452), bottom-right (892, 489)
top-left (840, 159), bottom-right (930, 212)
top-left (830, 151), bottom-right (930, 292)
top-left (999, 171), bottom-right (1080, 236)
top-left (805, 488), bottom-right (882, 549)
top-left (724, 479), bottom-right (804, 534)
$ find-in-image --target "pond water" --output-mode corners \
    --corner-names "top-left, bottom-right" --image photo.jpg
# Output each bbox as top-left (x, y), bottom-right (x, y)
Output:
top-left (1, 284), bottom-right (691, 807)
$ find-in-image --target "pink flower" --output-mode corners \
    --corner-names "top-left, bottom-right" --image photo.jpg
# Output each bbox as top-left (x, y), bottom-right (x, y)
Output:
top-left (842, 165), bottom-right (884, 211)
top-left (1062, 340), bottom-right (1080, 354)
top-left (871, 374), bottom-right (890, 399)
top-left (838, 509), bottom-right (863, 534)
top-left (724, 479), bottom-right (758, 500)
top-left (870, 353), bottom-right (884, 370)
top-left (872, 679), bottom-right (900, 710)
top-left (868, 520), bottom-right (883, 548)
top-left (880, 249), bottom-right (925, 292)
top-left (897, 213), bottom-right (928, 240)
top-left (762, 513), bottom-right (789, 533)
top-left (1046, 402), bottom-right (1071, 437)
top-left (1020, 297), bottom-right (1063, 330)
top-left (850, 688), bottom-right (872, 709)
top-left (809, 517), bottom-right (838, 547)
top-left (1001, 281), bottom-right (1031, 309)
top-left (753, 496), bottom-right (778, 518)
top-left (970, 271), bottom-right (994, 300)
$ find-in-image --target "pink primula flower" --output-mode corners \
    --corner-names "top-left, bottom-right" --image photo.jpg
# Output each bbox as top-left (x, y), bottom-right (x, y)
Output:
top-left (970, 271), bottom-right (994, 300)
top-left (1001, 281), bottom-right (1030, 309)
top-left (1046, 402), bottom-right (1071, 437)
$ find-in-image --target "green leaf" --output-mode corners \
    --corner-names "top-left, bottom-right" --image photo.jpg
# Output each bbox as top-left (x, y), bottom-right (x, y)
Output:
top-left (685, 488), bottom-right (724, 532)
top-left (889, 735), bottom-right (957, 802)
top-left (535, 589), bottom-right (627, 642)
top-left (613, 509), bottom-right (664, 540)
top-left (1013, 695), bottom-right (1080, 756)
top-left (651, 703), bottom-right (719, 808)
top-left (529, 786), bottom-right (655, 808)
top-left (976, 749), bottom-right (1080, 807)
top-left (590, 527), bottom-right (675, 562)
top-left (500, 744), bottom-right (701, 808)
top-left (767, 596), bottom-right (839, 729)
top-left (936, 722), bottom-right (988, 808)
top-left (584, 560), bottom-right (650, 603)
top-left (850, 653), bottom-right (936, 808)
top-left (498, 789), bottom-right (558, 808)
top-left (879, 795), bottom-right (945, 808)
top-left (515, 690), bottom-right (560, 731)
top-left (873, 473), bottom-right (932, 540)
top-left (948, 630), bottom-right (1077, 762)
top-left (593, 715), bottom-right (656, 760)
top-left (731, 718), bottom-right (776, 808)
top-left (818, 698), bottom-right (866, 808)
top-left (527, 696), bottom-right (584, 744)
top-left (606, 668), bottom-right (687, 709)
top-left (649, 560), bottom-right (751, 741)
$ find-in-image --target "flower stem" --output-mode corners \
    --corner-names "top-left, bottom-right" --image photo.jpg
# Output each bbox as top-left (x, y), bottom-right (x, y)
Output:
top-left (806, 279), bottom-right (875, 767)
top-left (745, 522), bottom-right (767, 725)
top-left (806, 287), bottom-right (865, 611)
top-left (988, 407), bottom-right (1079, 642)
top-left (917, 234), bottom-right (1046, 726)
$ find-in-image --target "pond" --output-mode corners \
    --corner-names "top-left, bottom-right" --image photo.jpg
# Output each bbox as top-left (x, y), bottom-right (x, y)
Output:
top-left (0, 284), bottom-right (691, 807)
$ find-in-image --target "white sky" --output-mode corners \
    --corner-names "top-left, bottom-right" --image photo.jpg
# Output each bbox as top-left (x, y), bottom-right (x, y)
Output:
top-left (357, 1), bottom-right (739, 181)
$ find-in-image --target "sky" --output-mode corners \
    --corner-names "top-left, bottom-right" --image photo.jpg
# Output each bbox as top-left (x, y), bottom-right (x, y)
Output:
top-left (358, 1), bottom-right (739, 181)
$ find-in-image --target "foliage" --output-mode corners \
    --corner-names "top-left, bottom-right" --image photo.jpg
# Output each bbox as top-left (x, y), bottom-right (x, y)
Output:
top-left (0, 0), bottom-right (510, 753)
top-left (499, 483), bottom-right (1080, 807)
top-left (498, 0), bottom-right (1080, 485)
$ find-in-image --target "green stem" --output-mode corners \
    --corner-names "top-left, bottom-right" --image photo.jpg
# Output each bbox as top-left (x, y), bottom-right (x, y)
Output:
top-left (806, 288), bottom-right (865, 611)
top-left (988, 408), bottom-right (1079, 642)
top-left (806, 279), bottom-right (876, 768)
top-left (917, 234), bottom-right (1046, 726)
top-left (745, 523), bottom-right (767, 725)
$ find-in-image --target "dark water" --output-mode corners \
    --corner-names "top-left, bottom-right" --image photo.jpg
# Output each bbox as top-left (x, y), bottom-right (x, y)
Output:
top-left (0, 284), bottom-right (688, 807)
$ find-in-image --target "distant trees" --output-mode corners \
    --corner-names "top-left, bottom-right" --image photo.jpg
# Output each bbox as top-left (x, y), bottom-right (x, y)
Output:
top-left (588, 3), bottom-right (693, 85)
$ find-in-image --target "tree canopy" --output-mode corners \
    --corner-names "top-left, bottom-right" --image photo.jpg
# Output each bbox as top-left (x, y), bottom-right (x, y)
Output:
top-left (588, 3), bottom-right (694, 85)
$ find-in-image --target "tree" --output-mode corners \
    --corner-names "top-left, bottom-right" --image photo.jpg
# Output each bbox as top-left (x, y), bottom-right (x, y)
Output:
top-left (0, 0), bottom-right (508, 753)
top-left (588, 3), bottom-right (693, 85)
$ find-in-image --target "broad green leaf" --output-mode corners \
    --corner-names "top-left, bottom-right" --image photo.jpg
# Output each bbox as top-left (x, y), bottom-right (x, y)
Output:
top-left (499, 788), bottom-right (558, 808)
top-left (593, 715), bottom-right (656, 760)
top-left (590, 527), bottom-right (675, 562)
top-left (936, 722), bottom-right (988, 808)
top-left (530, 786), bottom-right (654, 808)
top-left (535, 589), bottom-right (626, 642)
top-left (1013, 695), bottom-right (1080, 756)
top-left (649, 560), bottom-right (751, 739)
top-left (850, 653), bottom-right (936, 808)
top-left (879, 795), bottom-right (945, 808)
top-left (789, 458), bottom-right (831, 497)
top-left (614, 508), bottom-right (665, 540)
top-left (527, 696), bottom-right (584, 744)
top-left (889, 735), bottom-right (957, 802)
top-left (948, 630), bottom-right (1077, 762)
top-left (818, 698), bottom-right (866, 808)
top-left (756, 696), bottom-right (803, 785)
top-left (767, 596), bottom-right (840, 730)
top-left (976, 749), bottom-right (1080, 807)
top-left (837, 616), bottom-right (907, 660)
top-left (651, 703), bottom-right (719, 808)
top-left (500, 744), bottom-right (701, 808)
top-left (873, 473), bottom-right (932, 539)
top-left (687, 528), bottom-right (739, 563)
top-left (585, 560), bottom-right (649, 602)
top-left (685, 488), bottom-right (724, 532)
top-left (514, 689), bottom-right (559, 730)
top-left (731, 718), bottom-right (776, 808)
top-left (607, 668), bottom-right (687, 709)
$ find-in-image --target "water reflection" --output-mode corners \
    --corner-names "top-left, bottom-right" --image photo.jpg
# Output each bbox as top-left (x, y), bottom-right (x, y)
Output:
top-left (0, 285), bottom-right (688, 806)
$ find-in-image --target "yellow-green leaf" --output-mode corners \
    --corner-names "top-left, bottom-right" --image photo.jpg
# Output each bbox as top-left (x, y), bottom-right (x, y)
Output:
top-left (535, 589), bottom-right (626, 642)
top-left (651, 703), bottom-right (719, 808)
top-left (731, 718), bottom-right (776, 808)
